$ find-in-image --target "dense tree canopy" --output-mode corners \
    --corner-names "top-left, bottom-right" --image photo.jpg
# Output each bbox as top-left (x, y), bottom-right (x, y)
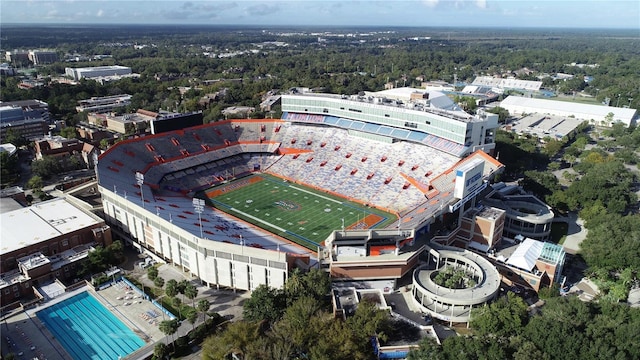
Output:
top-left (409, 296), bottom-right (640, 360)
top-left (205, 269), bottom-right (392, 360)
top-left (565, 160), bottom-right (636, 214)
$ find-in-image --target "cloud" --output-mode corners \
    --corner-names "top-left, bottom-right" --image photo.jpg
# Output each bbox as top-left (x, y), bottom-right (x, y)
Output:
top-left (422, 0), bottom-right (488, 10)
top-left (161, 1), bottom-right (238, 21)
top-left (422, 0), bottom-right (439, 7)
top-left (97, 9), bottom-right (104, 17)
top-left (245, 3), bottom-right (281, 17)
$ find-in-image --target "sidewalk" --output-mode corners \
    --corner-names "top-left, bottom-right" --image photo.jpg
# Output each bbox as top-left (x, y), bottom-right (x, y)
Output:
top-left (560, 212), bottom-right (587, 255)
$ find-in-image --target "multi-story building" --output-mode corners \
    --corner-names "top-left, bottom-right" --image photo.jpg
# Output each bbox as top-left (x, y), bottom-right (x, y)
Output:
top-left (5, 50), bottom-right (30, 65)
top-left (489, 237), bottom-right (566, 292)
top-left (0, 100), bottom-right (51, 141)
top-left (459, 206), bottom-right (506, 251)
top-left (481, 184), bottom-right (554, 241)
top-left (0, 63), bottom-right (17, 76)
top-left (0, 99), bottom-right (50, 123)
top-left (65, 66), bottom-right (132, 81)
top-left (28, 50), bottom-right (58, 65)
top-left (76, 94), bottom-right (132, 114)
top-left (0, 198), bottom-right (112, 305)
top-left (33, 135), bottom-right (83, 160)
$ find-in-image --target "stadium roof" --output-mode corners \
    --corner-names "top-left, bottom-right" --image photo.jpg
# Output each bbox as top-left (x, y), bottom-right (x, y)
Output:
top-left (501, 96), bottom-right (637, 126)
top-left (0, 197), bottom-right (102, 256)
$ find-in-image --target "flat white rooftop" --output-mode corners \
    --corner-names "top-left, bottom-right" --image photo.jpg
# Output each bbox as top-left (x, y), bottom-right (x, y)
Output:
top-left (72, 65), bottom-right (131, 71)
top-left (0, 197), bottom-right (101, 256)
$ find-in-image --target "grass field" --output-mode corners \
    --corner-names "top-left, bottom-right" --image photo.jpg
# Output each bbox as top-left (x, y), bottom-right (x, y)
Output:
top-left (202, 174), bottom-right (397, 250)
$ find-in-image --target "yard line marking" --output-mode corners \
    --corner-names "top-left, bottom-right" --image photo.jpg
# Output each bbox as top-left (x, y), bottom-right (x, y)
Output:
top-left (228, 207), bottom-right (288, 233)
top-left (289, 185), bottom-right (342, 204)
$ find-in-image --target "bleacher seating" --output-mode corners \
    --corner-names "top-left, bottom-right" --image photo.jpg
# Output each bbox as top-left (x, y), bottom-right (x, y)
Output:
top-left (98, 118), bottom-right (487, 243)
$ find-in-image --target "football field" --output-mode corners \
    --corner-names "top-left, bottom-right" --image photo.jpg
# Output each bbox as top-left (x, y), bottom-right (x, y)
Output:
top-left (202, 174), bottom-right (397, 250)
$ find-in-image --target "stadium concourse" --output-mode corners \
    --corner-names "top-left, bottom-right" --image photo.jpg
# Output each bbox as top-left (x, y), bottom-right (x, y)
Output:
top-left (97, 118), bottom-right (503, 292)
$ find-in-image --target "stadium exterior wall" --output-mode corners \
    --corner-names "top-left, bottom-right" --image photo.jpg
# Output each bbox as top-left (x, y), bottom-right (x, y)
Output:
top-left (100, 189), bottom-right (292, 291)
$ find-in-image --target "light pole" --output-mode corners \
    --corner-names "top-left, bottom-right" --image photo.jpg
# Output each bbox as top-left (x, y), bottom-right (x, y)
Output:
top-left (616, 94), bottom-right (621, 107)
top-left (135, 172), bottom-right (145, 208)
top-left (192, 198), bottom-right (205, 239)
top-left (629, 98), bottom-right (633, 108)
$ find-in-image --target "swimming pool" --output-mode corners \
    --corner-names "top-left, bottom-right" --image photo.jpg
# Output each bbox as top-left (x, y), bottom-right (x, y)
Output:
top-left (36, 291), bottom-right (145, 360)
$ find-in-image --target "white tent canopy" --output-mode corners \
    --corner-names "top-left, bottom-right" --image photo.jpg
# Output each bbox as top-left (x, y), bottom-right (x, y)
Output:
top-left (506, 238), bottom-right (543, 271)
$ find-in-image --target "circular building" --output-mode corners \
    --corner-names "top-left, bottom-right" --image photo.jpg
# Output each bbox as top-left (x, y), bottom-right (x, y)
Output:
top-left (412, 247), bottom-right (500, 324)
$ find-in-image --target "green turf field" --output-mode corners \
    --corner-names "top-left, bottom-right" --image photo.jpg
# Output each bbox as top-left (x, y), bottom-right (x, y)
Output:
top-left (202, 174), bottom-right (397, 250)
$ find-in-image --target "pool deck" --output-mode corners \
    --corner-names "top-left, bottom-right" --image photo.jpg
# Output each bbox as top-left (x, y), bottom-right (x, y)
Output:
top-left (1, 283), bottom-right (166, 360)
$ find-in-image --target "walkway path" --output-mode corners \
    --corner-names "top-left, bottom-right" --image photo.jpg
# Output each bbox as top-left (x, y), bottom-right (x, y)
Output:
top-left (558, 212), bottom-right (587, 255)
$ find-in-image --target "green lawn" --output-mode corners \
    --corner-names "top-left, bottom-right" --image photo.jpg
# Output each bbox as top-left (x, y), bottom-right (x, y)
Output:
top-left (201, 174), bottom-right (397, 250)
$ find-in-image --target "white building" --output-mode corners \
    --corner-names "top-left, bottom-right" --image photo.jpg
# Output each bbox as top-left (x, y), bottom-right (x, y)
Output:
top-left (501, 96), bottom-right (637, 127)
top-left (65, 65), bottom-right (132, 81)
top-left (472, 76), bottom-right (542, 92)
top-left (76, 94), bottom-right (132, 113)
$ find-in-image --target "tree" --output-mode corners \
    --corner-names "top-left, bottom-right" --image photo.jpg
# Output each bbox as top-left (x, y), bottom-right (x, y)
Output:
top-left (407, 337), bottom-right (445, 360)
top-left (202, 321), bottom-right (263, 360)
top-left (147, 266), bottom-right (158, 280)
top-left (486, 106), bottom-right (510, 123)
top-left (563, 153), bottom-right (576, 168)
top-left (242, 284), bottom-right (286, 324)
top-left (197, 298), bottom-right (210, 322)
top-left (78, 240), bottom-right (123, 277)
top-left (153, 342), bottom-right (169, 360)
top-left (0, 151), bottom-right (19, 185)
top-left (272, 296), bottom-right (324, 355)
top-left (580, 213), bottom-right (640, 270)
top-left (59, 126), bottom-right (78, 139)
top-left (177, 279), bottom-right (189, 302)
top-left (184, 283), bottom-right (198, 308)
top-left (186, 308), bottom-right (198, 331)
top-left (31, 156), bottom-right (62, 179)
top-left (154, 276), bottom-right (165, 288)
top-left (158, 318), bottom-right (180, 352)
top-left (471, 292), bottom-right (529, 338)
top-left (99, 138), bottom-right (110, 150)
top-left (26, 175), bottom-right (43, 190)
top-left (3, 128), bottom-right (28, 147)
top-left (165, 279), bottom-right (178, 298)
top-left (565, 160), bottom-right (635, 214)
top-left (284, 268), bottom-right (331, 304)
top-left (345, 300), bottom-right (392, 356)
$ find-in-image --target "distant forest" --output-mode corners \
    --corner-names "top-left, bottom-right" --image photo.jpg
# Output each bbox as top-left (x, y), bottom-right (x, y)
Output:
top-left (2, 25), bottom-right (640, 360)
top-left (2, 26), bottom-right (639, 125)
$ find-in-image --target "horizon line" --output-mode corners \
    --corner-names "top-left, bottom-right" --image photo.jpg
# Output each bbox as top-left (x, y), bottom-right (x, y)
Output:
top-left (1, 23), bottom-right (638, 31)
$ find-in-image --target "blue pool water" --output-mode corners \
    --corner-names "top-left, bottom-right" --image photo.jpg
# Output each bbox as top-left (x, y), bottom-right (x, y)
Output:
top-left (36, 292), bottom-right (145, 360)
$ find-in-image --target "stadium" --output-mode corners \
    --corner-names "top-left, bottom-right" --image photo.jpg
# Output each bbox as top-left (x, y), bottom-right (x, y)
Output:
top-left (97, 89), bottom-right (503, 292)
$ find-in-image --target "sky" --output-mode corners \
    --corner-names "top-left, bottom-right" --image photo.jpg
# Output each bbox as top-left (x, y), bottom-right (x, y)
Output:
top-left (2, 0), bottom-right (639, 29)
